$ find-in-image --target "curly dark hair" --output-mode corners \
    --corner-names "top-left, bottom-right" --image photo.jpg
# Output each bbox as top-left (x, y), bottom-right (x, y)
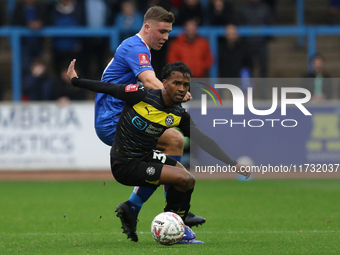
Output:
top-left (161, 62), bottom-right (193, 80)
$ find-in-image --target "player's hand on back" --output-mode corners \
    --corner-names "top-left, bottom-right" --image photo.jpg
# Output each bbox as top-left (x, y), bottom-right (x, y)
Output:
top-left (67, 59), bottom-right (78, 81)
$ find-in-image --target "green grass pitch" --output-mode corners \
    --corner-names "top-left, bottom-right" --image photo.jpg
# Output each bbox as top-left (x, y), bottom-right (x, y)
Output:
top-left (1, 179), bottom-right (340, 254)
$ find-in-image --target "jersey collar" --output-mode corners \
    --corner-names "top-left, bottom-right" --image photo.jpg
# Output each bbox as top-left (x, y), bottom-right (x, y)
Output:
top-left (136, 33), bottom-right (151, 51)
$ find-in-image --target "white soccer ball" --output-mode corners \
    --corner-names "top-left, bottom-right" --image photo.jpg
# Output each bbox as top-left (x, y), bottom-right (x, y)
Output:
top-left (151, 212), bottom-right (185, 245)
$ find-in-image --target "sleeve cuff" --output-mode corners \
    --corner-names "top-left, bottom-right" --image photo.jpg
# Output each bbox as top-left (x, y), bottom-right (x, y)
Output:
top-left (71, 77), bottom-right (80, 86)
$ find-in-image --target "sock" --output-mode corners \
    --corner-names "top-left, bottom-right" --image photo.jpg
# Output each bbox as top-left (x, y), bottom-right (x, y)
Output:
top-left (178, 188), bottom-right (194, 220)
top-left (128, 186), bottom-right (156, 215)
top-left (163, 185), bottom-right (169, 201)
top-left (164, 155), bottom-right (182, 199)
top-left (164, 186), bottom-right (186, 219)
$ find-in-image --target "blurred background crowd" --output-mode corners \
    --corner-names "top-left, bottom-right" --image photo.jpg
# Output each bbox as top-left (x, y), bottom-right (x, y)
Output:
top-left (0, 0), bottom-right (340, 102)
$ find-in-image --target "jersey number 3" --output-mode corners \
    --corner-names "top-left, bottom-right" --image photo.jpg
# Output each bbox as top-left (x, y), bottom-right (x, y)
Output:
top-left (153, 151), bottom-right (166, 164)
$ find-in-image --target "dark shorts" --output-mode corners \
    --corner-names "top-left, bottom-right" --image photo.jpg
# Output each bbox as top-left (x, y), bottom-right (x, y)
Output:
top-left (110, 150), bottom-right (178, 188)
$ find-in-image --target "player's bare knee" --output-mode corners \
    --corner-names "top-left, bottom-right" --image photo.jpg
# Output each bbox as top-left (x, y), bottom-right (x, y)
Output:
top-left (157, 129), bottom-right (184, 154)
top-left (170, 133), bottom-right (184, 150)
top-left (187, 173), bottom-right (195, 190)
top-left (165, 130), bottom-right (184, 150)
top-left (177, 173), bottom-right (195, 191)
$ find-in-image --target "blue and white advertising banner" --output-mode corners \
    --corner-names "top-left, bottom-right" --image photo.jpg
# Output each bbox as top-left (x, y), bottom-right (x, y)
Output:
top-left (0, 103), bottom-right (110, 170)
top-left (189, 78), bottom-right (340, 175)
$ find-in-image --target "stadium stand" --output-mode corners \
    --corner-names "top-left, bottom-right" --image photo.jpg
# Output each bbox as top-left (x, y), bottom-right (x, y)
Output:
top-left (0, 0), bottom-right (340, 101)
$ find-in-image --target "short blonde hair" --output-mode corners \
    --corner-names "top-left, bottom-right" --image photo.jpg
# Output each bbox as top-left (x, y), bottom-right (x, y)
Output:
top-left (144, 6), bottom-right (175, 24)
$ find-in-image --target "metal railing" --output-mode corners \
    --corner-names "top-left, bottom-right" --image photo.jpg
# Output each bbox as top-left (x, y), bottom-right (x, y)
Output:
top-left (1, 24), bottom-right (340, 101)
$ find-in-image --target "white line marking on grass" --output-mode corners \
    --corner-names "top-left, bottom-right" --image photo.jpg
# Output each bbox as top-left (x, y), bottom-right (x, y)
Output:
top-left (0, 233), bottom-right (122, 236)
top-left (1, 230), bottom-right (340, 236)
top-left (195, 230), bottom-right (340, 234)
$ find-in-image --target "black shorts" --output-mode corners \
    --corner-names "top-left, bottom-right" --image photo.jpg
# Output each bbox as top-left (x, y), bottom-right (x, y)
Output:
top-left (110, 150), bottom-right (178, 188)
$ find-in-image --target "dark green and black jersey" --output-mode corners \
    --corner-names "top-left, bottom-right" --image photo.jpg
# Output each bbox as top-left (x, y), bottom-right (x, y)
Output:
top-left (71, 78), bottom-right (238, 166)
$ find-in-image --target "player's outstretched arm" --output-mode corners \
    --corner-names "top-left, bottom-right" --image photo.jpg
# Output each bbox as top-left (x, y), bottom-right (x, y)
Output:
top-left (194, 133), bottom-right (251, 179)
top-left (194, 131), bottom-right (251, 179)
top-left (178, 113), bottom-right (250, 179)
top-left (66, 60), bottom-right (146, 104)
top-left (67, 59), bottom-right (78, 80)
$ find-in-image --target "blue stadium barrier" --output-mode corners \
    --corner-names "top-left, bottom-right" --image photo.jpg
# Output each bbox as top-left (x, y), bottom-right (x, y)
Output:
top-left (1, 24), bottom-right (340, 101)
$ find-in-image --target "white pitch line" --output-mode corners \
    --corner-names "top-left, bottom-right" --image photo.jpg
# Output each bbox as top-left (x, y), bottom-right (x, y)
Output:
top-left (195, 230), bottom-right (340, 234)
top-left (1, 230), bottom-right (340, 236)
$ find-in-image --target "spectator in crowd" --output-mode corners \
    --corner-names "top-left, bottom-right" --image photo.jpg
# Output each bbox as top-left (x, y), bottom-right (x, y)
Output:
top-left (208, 0), bottom-right (234, 26)
top-left (176, 0), bottom-right (203, 26)
top-left (171, 0), bottom-right (182, 8)
top-left (328, 0), bottom-right (340, 24)
top-left (83, 0), bottom-right (110, 79)
top-left (114, 0), bottom-right (143, 41)
top-left (136, 0), bottom-right (172, 14)
top-left (55, 66), bottom-right (88, 103)
top-left (11, 0), bottom-right (47, 75)
top-left (22, 58), bottom-right (88, 102)
top-left (0, 1), bottom-right (6, 25)
top-left (237, 0), bottom-right (274, 99)
top-left (302, 54), bottom-right (333, 102)
top-left (166, 18), bottom-right (213, 98)
top-left (48, 0), bottom-right (86, 76)
top-left (167, 18), bottom-right (213, 78)
top-left (22, 59), bottom-right (56, 101)
top-left (107, 0), bottom-right (121, 24)
top-left (263, 0), bottom-right (277, 17)
top-left (218, 24), bottom-right (252, 78)
top-left (237, 0), bottom-right (274, 78)
top-left (0, 75), bottom-right (3, 100)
